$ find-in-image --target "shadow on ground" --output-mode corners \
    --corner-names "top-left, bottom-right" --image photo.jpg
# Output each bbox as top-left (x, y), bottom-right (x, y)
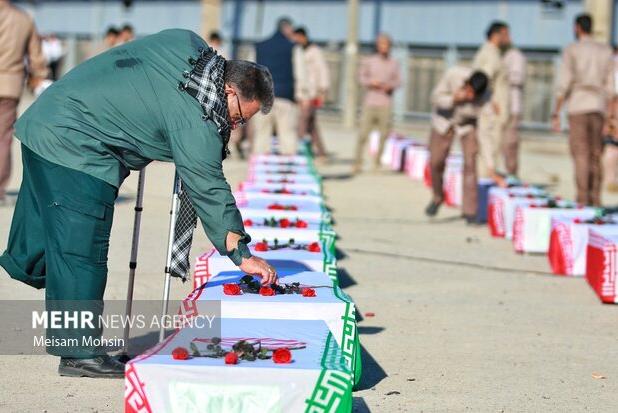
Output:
top-left (322, 173), bottom-right (354, 181)
top-left (115, 194), bottom-right (136, 204)
top-left (337, 268), bottom-right (358, 289)
top-left (335, 247), bottom-right (348, 261)
top-left (352, 397), bottom-right (371, 412)
top-left (328, 157), bottom-right (356, 166)
top-left (358, 326), bottom-right (384, 335)
top-left (121, 330), bottom-right (173, 358)
top-left (356, 344), bottom-right (388, 390)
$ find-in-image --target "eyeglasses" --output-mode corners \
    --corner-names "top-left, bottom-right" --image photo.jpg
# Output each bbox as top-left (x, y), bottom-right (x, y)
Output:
top-left (234, 94), bottom-right (246, 127)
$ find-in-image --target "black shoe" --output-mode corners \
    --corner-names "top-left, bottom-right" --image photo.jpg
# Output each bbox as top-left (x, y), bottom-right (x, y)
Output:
top-left (464, 215), bottom-right (481, 225)
top-left (59, 355), bottom-right (125, 378)
top-left (114, 353), bottom-right (133, 364)
top-left (425, 200), bottom-right (443, 217)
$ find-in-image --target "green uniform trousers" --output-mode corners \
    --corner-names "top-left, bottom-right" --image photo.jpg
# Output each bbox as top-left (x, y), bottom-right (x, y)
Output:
top-left (0, 145), bottom-right (117, 357)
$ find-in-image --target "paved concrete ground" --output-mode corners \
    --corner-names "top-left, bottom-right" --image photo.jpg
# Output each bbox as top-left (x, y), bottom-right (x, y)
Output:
top-left (0, 108), bottom-right (617, 412)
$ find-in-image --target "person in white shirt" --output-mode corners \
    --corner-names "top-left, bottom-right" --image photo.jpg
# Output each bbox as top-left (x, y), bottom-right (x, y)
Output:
top-left (42, 34), bottom-right (64, 81)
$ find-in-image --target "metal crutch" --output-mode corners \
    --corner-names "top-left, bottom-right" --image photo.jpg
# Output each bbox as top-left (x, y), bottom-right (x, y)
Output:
top-left (159, 174), bottom-right (182, 342)
top-left (118, 168), bottom-right (146, 362)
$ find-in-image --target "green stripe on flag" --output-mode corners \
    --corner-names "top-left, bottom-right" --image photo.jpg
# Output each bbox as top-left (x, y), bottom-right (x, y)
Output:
top-left (304, 333), bottom-right (353, 413)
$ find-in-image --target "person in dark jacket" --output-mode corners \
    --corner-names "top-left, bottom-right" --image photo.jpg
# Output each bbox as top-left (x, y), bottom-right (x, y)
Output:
top-left (253, 17), bottom-right (302, 155)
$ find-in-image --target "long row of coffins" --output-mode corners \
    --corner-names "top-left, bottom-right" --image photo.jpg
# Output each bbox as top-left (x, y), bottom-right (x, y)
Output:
top-left (125, 152), bottom-right (359, 413)
top-left (372, 133), bottom-right (618, 305)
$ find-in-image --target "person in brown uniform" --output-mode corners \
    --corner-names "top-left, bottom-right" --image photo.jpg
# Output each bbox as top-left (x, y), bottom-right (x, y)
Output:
top-left (294, 27), bottom-right (330, 162)
top-left (602, 45), bottom-right (618, 192)
top-left (552, 13), bottom-right (616, 206)
top-left (353, 33), bottom-right (401, 174)
top-left (473, 21), bottom-right (511, 187)
top-left (502, 46), bottom-right (527, 178)
top-left (0, 0), bottom-right (48, 205)
top-left (425, 67), bottom-right (489, 222)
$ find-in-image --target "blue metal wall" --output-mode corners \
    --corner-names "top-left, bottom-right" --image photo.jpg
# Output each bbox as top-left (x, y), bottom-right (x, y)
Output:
top-left (15, 0), bottom-right (608, 126)
top-left (17, 0), bottom-right (590, 50)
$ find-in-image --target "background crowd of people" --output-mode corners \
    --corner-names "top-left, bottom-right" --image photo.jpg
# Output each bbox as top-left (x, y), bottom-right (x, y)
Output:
top-left (425, 13), bottom-right (617, 222)
top-left (2, 2), bottom-right (618, 215)
top-left (91, 23), bottom-right (135, 56)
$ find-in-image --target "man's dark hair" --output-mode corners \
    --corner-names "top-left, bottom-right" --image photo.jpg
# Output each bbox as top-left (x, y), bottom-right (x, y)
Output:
top-left (224, 60), bottom-right (274, 114)
top-left (105, 26), bottom-right (119, 37)
top-left (294, 27), bottom-right (308, 37)
top-left (467, 71), bottom-right (489, 98)
top-left (277, 17), bottom-right (293, 31)
top-left (575, 13), bottom-right (593, 34)
top-left (121, 24), bottom-right (134, 34)
top-left (209, 31), bottom-right (222, 42)
top-left (486, 21), bottom-right (508, 39)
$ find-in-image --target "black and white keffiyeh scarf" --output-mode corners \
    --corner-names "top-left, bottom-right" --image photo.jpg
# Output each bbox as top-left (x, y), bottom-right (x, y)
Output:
top-left (168, 46), bottom-right (230, 281)
top-left (178, 46), bottom-right (231, 159)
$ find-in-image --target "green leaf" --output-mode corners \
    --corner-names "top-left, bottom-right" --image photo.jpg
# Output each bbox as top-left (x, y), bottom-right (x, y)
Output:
top-left (190, 342), bottom-right (201, 357)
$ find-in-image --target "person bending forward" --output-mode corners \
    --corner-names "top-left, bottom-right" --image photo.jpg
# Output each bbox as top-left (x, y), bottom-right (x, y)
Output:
top-left (0, 29), bottom-right (278, 378)
top-left (425, 67), bottom-right (490, 223)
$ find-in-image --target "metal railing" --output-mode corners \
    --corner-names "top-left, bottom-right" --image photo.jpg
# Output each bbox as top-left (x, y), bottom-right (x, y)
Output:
top-left (61, 36), bottom-right (560, 128)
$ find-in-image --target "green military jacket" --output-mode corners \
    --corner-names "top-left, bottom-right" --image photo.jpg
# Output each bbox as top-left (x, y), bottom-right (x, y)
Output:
top-left (14, 29), bottom-right (251, 263)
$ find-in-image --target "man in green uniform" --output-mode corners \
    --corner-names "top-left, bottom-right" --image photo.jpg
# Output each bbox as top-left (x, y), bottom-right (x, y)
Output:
top-left (0, 29), bottom-right (277, 378)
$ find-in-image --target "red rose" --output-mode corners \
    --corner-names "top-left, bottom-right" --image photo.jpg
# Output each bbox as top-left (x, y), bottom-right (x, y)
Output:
top-left (279, 218), bottom-right (291, 228)
top-left (243, 219), bottom-right (253, 227)
top-left (295, 220), bottom-right (308, 228)
top-left (307, 242), bottom-right (321, 253)
top-left (573, 218), bottom-right (582, 224)
top-left (272, 348), bottom-right (292, 364)
top-left (171, 347), bottom-right (189, 360)
top-left (223, 283), bottom-right (241, 295)
top-left (287, 205), bottom-right (298, 211)
top-left (268, 203), bottom-right (284, 210)
top-left (254, 242), bottom-right (269, 252)
top-left (225, 352), bottom-right (238, 365)
top-left (301, 288), bottom-right (316, 297)
top-left (259, 286), bottom-right (275, 296)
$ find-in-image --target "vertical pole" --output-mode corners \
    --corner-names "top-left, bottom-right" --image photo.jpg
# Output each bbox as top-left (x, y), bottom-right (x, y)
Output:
top-left (373, 0), bottom-right (383, 39)
top-left (121, 168), bottom-right (146, 356)
top-left (343, 0), bottom-right (360, 129)
top-left (159, 175), bottom-right (181, 342)
top-left (391, 45), bottom-right (407, 124)
top-left (231, 0), bottom-right (243, 59)
top-left (201, 0), bottom-right (222, 40)
top-left (584, 0), bottom-right (614, 43)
